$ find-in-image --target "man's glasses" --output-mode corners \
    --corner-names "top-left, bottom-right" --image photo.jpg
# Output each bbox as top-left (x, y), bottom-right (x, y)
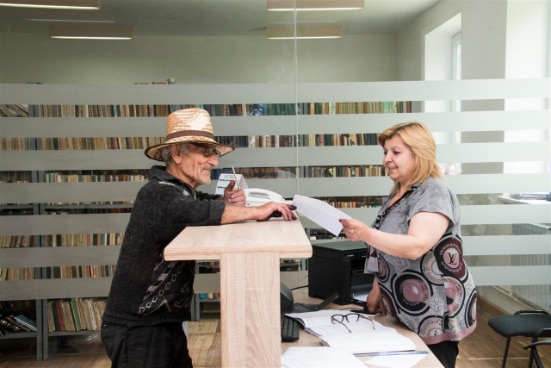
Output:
top-left (331, 313), bottom-right (375, 333)
top-left (191, 143), bottom-right (221, 159)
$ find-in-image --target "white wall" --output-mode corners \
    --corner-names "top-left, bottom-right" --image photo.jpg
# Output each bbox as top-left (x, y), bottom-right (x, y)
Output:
top-left (503, 0), bottom-right (550, 174)
top-left (0, 32), bottom-right (397, 84)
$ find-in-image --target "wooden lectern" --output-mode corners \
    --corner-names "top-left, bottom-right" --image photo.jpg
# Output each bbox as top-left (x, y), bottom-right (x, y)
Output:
top-left (164, 219), bottom-right (312, 368)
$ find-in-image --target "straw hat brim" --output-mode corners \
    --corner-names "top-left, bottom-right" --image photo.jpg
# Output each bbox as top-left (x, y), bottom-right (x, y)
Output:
top-left (145, 136), bottom-right (234, 161)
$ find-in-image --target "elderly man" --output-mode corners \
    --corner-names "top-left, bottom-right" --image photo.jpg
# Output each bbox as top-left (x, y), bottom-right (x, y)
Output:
top-left (101, 108), bottom-right (296, 368)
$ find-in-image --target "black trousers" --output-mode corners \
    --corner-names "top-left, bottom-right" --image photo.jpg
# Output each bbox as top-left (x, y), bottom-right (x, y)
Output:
top-left (101, 322), bottom-right (193, 368)
top-left (428, 340), bottom-right (459, 368)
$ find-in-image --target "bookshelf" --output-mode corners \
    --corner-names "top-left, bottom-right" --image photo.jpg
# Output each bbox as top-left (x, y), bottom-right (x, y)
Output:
top-left (0, 83), bottom-right (410, 359)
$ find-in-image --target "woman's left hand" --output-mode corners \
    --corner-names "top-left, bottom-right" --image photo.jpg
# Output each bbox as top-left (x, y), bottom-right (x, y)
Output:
top-left (340, 218), bottom-right (367, 241)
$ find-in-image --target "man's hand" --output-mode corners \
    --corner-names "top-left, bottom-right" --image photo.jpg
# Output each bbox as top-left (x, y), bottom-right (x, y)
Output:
top-left (223, 180), bottom-right (246, 207)
top-left (257, 202), bottom-right (297, 221)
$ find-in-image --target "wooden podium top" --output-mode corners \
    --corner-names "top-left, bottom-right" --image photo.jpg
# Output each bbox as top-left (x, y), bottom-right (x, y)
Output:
top-left (164, 218), bottom-right (312, 260)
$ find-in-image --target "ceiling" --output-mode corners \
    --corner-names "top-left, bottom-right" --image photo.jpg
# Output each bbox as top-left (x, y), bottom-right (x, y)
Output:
top-left (0, 0), bottom-right (441, 37)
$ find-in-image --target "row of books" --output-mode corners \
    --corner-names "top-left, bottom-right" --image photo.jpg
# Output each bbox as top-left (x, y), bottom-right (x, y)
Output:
top-left (1, 165), bottom-right (386, 185)
top-left (0, 170), bottom-right (149, 184)
top-left (0, 300), bottom-right (34, 313)
top-left (37, 137), bottom-right (162, 150)
top-left (0, 233), bottom-right (122, 249)
top-left (217, 133), bottom-right (380, 149)
top-left (0, 171), bottom-right (33, 183)
top-left (43, 172), bottom-right (148, 183)
top-left (0, 235), bottom-right (36, 248)
top-left (198, 293), bottom-right (220, 300)
top-left (0, 313), bottom-right (37, 335)
top-left (0, 101), bottom-right (412, 118)
top-left (218, 165), bottom-right (386, 179)
top-left (1, 133), bottom-right (380, 151)
top-left (0, 265), bottom-right (116, 281)
top-left (297, 165), bottom-right (385, 178)
top-left (0, 104), bottom-right (29, 117)
top-left (0, 202), bottom-right (132, 208)
top-left (44, 233), bottom-right (123, 247)
top-left (47, 298), bottom-right (106, 332)
top-left (44, 264), bottom-right (116, 279)
top-left (44, 207), bottom-right (132, 213)
top-left (0, 267), bottom-right (36, 281)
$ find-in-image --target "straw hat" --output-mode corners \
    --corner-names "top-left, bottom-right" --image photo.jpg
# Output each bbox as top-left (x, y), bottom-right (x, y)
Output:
top-left (145, 108), bottom-right (234, 161)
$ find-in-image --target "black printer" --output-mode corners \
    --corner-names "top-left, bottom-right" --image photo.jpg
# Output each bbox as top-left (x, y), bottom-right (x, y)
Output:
top-left (308, 240), bottom-right (373, 305)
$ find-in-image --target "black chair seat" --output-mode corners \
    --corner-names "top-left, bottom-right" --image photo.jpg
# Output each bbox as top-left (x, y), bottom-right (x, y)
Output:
top-left (489, 313), bottom-right (551, 337)
top-left (488, 310), bottom-right (551, 368)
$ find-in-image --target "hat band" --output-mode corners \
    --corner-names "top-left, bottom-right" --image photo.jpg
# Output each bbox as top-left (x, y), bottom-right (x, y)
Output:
top-left (166, 130), bottom-right (214, 141)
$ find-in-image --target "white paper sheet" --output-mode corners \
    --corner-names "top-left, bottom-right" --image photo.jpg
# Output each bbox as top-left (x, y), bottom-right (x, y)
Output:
top-left (291, 195), bottom-right (351, 236)
top-left (363, 351), bottom-right (428, 368)
top-left (281, 346), bottom-right (365, 368)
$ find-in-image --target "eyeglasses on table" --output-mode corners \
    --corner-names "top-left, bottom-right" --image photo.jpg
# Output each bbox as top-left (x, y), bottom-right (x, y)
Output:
top-left (331, 313), bottom-right (375, 333)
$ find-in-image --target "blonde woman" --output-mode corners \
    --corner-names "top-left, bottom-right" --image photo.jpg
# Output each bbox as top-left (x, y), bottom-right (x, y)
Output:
top-left (341, 122), bottom-right (477, 368)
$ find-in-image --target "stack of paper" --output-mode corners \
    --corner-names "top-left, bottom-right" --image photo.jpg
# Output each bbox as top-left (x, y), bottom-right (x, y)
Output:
top-left (285, 309), bottom-right (416, 356)
top-left (281, 347), bottom-right (365, 368)
top-left (319, 332), bottom-right (416, 356)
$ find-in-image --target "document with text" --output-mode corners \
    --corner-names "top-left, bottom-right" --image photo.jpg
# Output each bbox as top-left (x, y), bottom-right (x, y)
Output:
top-left (291, 195), bottom-right (351, 236)
top-left (285, 309), bottom-right (416, 356)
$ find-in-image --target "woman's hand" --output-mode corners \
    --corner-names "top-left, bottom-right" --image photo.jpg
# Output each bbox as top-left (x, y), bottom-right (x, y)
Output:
top-left (223, 180), bottom-right (246, 207)
top-left (339, 218), bottom-right (369, 241)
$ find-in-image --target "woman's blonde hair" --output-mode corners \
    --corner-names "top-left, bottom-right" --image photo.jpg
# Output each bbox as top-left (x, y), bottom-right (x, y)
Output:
top-left (377, 121), bottom-right (442, 194)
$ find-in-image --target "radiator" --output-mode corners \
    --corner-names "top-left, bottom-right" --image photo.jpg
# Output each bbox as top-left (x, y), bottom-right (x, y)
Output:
top-left (511, 223), bottom-right (551, 311)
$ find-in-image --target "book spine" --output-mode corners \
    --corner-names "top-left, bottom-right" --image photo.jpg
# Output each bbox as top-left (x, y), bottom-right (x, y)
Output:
top-left (12, 314), bottom-right (37, 331)
top-left (0, 316), bottom-right (22, 332)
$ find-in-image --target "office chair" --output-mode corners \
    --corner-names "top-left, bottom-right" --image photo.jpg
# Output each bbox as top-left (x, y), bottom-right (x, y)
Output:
top-left (488, 310), bottom-right (551, 368)
top-left (524, 338), bottom-right (551, 368)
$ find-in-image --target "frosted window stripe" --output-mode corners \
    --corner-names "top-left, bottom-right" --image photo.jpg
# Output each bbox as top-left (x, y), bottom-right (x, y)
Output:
top-left (2, 110), bottom-right (547, 138)
top-left (470, 266), bottom-right (551, 286)
top-left (342, 205), bottom-right (550, 226)
top-left (294, 110), bottom-right (549, 135)
top-left (1, 83), bottom-right (299, 105)
top-left (287, 174), bottom-right (549, 197)
top-left (0, 150), bottom-right (156, 171)
top-left (1, 143), bottom-right (547, 170)
top-left (0, 279), bottom-right (113, 300)
top-left (1, 175), bottom-right (547, 203)
top-left (457, 205), bottom-right (550, 225)
top-left (437, 142), bottom-right (549, 163)
top-left (0, 117), bottom-right (165, 138)
top-left (463, 235), bottom-right (550, 256)
top-left (296, 79), bottom-right (551, 101)
top-left (0, 246), bottom-right (121, 268)
top-left (0, 213), bottom-right (130, 236)
top-left (0, 182), bottom-right (144, 203)
top-left (2, 79), bottom-right (549, 105)
top-left (445, 174), bottom-right (550, 194)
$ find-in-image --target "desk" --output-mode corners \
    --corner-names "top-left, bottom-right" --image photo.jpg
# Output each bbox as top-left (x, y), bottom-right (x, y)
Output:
top-left (283, 290), bottom-right (444, 368)
top-left (164, 219), bottom-right (312, 368)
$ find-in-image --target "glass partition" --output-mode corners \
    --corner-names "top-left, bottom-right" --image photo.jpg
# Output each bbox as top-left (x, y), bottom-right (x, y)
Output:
top-left (0, 0), bottom-right (550, 321)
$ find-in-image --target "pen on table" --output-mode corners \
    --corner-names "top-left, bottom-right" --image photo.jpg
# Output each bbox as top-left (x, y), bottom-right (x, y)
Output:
top-left (359, 350), bottom-right (429, 357)
top-left (231, 167), bottom-right (239, 190)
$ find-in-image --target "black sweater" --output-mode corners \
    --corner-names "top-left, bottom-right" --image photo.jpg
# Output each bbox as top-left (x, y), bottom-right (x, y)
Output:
top-left (102, 166), bottom-right (225, 326)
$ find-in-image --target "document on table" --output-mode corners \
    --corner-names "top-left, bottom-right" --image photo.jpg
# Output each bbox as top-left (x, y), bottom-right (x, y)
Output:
top-left (291, 195), bottom-right (351, 236)
top-left (285, 309), bottom-right (391, 337)
top-left (363, 351), bottom-right (429, 368)
top-left (281, 346), bottom-right (365, 368)
top-left (285, 309), bottom-right (416, 356)
top-left (320, 333), bottom-right (416, 356)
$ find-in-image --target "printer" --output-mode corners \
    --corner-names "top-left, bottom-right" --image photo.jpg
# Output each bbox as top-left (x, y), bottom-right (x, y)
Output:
top-left (308, 240), bottom-right (373, 305)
